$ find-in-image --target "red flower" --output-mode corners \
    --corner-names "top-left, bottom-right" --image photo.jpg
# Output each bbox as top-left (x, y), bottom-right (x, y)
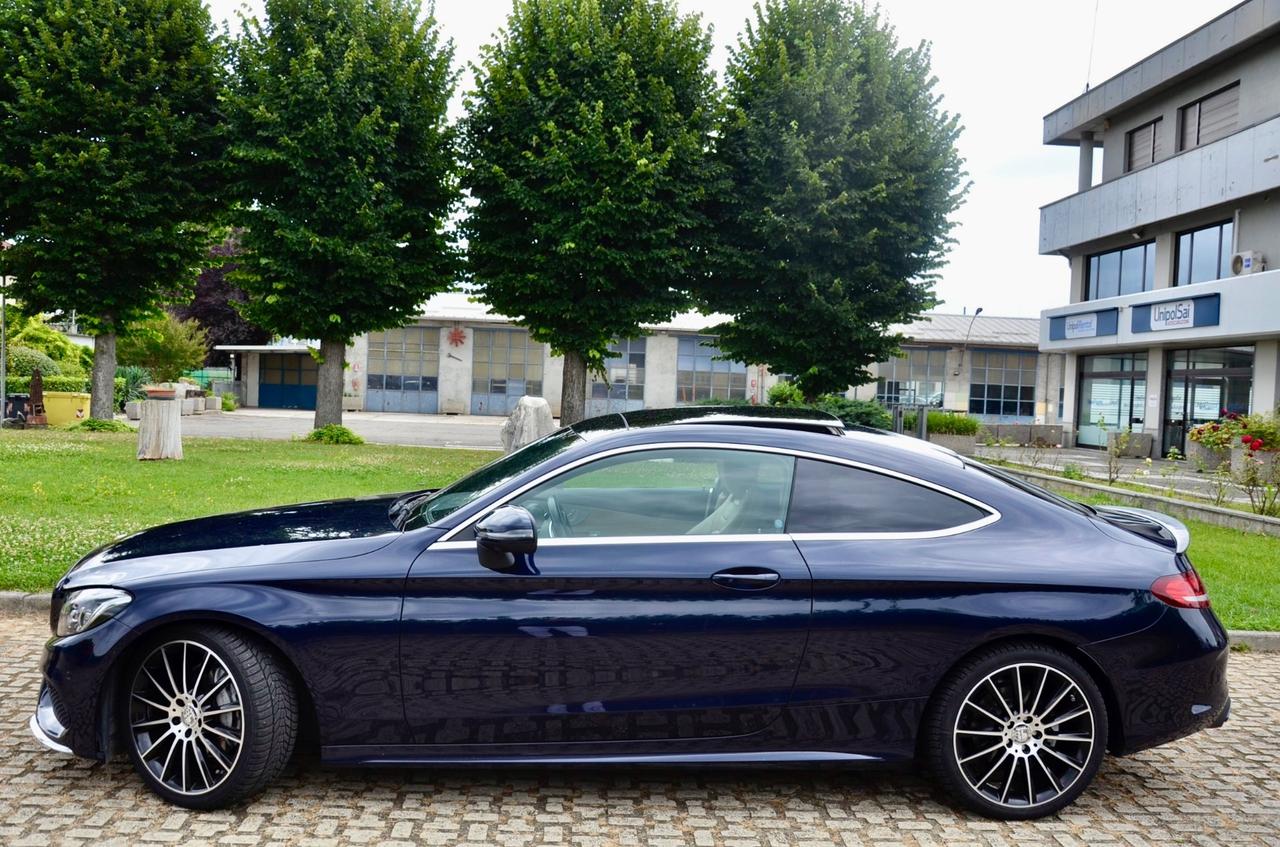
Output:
top-left (1252, 438), bottom-right (1265, 451)
top-left (1243, 434), bottom-right (1253, 444)
top-left (1211, 423), bottom-right (1220, 431)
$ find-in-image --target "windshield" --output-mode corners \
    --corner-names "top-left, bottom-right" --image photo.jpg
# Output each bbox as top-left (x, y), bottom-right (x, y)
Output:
top-left (399, 429), bottom-right (581, 530)
top-left (964, 459), bottom-right (1095, 517)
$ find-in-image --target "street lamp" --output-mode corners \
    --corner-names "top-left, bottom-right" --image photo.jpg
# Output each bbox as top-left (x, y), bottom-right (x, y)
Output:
top-left (953, 307), bottom-right (984, 377)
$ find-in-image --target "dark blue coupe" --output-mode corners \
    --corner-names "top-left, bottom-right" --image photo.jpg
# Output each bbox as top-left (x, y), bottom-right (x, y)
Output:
top-left (32, 406), bottom-right (1229, 818)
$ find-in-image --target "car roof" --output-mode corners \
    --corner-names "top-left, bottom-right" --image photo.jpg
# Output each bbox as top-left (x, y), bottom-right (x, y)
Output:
top-left (572, 405), bottom-right (845, 436)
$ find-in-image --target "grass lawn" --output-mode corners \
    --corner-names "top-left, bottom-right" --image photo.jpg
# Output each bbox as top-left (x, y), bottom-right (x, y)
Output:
top-left (1, 431), bottom-right (1275, 631)
top-left (1073, 492), bottom-right (1280, 632)
top-left (0, 430), bottom-right (493, 593)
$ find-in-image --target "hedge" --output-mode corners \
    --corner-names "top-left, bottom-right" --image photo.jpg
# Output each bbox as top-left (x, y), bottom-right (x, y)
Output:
top-left (4, 376), bottom-right (125, 396)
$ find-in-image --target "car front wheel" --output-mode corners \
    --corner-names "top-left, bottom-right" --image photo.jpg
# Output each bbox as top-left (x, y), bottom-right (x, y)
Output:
top-left (925, 642), bottom-right (1108, 820)
top-left (122, 626), bottom-right (297, 809)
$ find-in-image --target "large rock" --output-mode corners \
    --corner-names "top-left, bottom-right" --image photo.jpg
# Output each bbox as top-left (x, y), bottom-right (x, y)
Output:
top-left (501, 396), bottom-right (556, 453)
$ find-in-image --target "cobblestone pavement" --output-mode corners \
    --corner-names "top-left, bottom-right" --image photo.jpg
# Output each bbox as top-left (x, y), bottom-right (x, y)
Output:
top-left (2, 613), bottom-right (1277, 847)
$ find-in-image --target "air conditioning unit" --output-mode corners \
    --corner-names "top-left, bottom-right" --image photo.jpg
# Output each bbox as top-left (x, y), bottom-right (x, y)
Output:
top-left (1230, 250), bottom-right (1266, 275)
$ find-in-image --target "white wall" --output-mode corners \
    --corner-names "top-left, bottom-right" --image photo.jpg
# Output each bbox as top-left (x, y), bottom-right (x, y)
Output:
top-left (343, 336), bottom-right (367, 412)
top-left (436, 324), bottom-right (473, 414)
top-left (644, 333), bottom-right (678, 407)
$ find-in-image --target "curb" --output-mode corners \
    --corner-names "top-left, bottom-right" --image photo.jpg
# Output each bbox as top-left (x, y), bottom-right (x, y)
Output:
top-left (2, 590), bottom-right (1276, 651)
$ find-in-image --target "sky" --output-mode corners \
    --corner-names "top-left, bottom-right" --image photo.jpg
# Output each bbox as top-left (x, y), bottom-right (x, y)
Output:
top-left (205, 0), bottom-right (1240, 319)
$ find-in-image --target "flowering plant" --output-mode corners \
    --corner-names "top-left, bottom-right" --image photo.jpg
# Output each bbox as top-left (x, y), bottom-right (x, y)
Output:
top-left (1188, 418), bottom-right (1236, 450)
top-left (1236, 411), bottom-right (1280, 453)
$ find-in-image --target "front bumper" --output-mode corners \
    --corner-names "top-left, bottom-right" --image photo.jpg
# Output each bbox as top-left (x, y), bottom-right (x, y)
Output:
top-left (30, 686), bottom-right (73, 754)
top-left (33, 615), bottom-right (136, 760)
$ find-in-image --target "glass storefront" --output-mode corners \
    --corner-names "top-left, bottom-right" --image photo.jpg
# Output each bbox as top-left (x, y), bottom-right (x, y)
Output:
top-left (1076, 353), bottom-right (1147, 448)
top-left (1162, 346), bottom-right (1253, 454)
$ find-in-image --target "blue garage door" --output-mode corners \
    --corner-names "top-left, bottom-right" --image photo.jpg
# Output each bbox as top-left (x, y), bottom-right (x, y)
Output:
top-left (365, 326), bottom-right (440, 414)
top-left (258, 353), bottom-right (318, 410)
top-left (471, 328), bottom-right (544, 415)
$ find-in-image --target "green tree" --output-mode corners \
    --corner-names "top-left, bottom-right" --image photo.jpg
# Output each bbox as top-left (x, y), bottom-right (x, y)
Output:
top-left (0, 0), bottom-right (227, 418)
top-left (228, 0), bottom-right (460, 428)
top-left (703, 0), bottom-right (967, 399)
top-left (117, 313), bottom-right (209, 383)
top-left (463, 0), bottom-right (718, 424)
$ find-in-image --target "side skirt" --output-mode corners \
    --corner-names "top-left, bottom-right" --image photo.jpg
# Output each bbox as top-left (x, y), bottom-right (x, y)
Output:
top-left (320, 748), bottom-right (888, 767)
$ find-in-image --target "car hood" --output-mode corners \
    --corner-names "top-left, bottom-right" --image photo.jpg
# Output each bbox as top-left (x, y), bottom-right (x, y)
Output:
top-left (62, 493), bottom-right (408, 589)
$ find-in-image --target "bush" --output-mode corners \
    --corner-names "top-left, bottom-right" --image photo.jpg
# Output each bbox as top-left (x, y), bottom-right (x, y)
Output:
top-left (766, 381), bottom-right (804, 407)
top-left (221, 393), bottom-right (238, 412)
top-left (304, 424), bottom-right (364, 445)
top-left (903, 410), bottom-right (980, 436)
top-left (114, 365), bottom-right (153, 411)
top-left (694, 396), bottom-right (754, 406)
top-left (811, 395), bottom-right (892, 430)
top-left (1237, 411), bottom-right (1280, 453)
top-left (5, 345), bottom-right (61, 377)
top-left (117, 314), bottom-right (210, 383)
top-left (68, 418), bottom-right (134, 433)
top-left (11, 316), bottom-right (84, 371)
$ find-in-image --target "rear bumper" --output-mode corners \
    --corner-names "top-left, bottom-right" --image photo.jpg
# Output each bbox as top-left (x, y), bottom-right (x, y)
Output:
top-left (1083, 606), bottom-right (1229, 755)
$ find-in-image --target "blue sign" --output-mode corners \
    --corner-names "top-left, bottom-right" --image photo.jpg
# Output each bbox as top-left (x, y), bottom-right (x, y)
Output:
top-left (1048, 308), bottom-right (1118, 342)
top-left (1131, 293), bottom-right (1220, 333)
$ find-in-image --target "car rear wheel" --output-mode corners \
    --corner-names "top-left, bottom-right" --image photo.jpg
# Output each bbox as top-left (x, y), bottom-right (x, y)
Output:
top-left (925, 643), bottom-right (1108, 820)
top-left (122, 626), bottom-right (297, 809)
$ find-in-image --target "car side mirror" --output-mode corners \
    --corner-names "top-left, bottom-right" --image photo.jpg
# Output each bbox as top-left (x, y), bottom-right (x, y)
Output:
top-left (475, 505), bottom-right (538, 573)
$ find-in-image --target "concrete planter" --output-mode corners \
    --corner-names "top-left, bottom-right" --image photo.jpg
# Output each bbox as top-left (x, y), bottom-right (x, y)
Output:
top-left (995, 424), bottom-right (1032, 445)
top-left (1231, 447), bottom-right (1280, 480)
top-left (1107, 431), bottom-right (1153, 458)
top-left (204, 396), bottom-right (220, 412)
top-left (928, 433), bottom-right (976, 456)
top-left (1029, 425), bottom-right (1064, 447)
top-left (124, 400), bottom-right (143, 421)
top-left (1187, 441), bottom-right (1230, 472)
top-left (180, 398), bottom-right (196, 416)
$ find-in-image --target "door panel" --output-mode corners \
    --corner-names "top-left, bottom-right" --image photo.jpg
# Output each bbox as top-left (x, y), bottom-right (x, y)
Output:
top-left (400, 538), bottom-right (812, 746)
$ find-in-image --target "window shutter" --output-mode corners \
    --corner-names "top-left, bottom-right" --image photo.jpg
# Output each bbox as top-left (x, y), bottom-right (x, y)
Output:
top-left (1126, 120), bottom-right (1159, 171)
top-left (1197, 85), bottom-right (1239, 145)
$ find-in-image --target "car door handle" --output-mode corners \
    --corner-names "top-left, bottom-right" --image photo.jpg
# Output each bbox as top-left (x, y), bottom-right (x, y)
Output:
top-left (711, 567), bottom-right (781, 591)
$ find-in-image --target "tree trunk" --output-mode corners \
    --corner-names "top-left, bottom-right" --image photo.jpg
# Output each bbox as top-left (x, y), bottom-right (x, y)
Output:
top-left (559, 349), bottom-right (588, 426)
top-left (90, 330), bottom-right (117, 420)
top-left (136, 397), bottom-right (183, 460)
top-left (313, 337), bottom-right (346, 429)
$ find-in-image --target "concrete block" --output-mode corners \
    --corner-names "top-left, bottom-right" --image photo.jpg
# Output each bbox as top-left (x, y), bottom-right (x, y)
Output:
top-left (125, 400), bottom-right (143, 421)
top-left (500, 396), bottom-right (555, 453)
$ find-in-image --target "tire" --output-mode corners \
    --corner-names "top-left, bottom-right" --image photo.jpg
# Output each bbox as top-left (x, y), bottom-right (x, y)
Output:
top-left (924, 642), bottom-right (1108, 820)
top-left (121, 626), bottom-right (297, 809)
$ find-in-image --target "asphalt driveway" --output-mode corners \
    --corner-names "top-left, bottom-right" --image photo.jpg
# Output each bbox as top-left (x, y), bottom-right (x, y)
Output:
top-left (2, 612), bottom-right (1277, 846)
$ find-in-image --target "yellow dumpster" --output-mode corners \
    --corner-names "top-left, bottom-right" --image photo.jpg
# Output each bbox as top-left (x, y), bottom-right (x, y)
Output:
top-left (43, 391), bottom-right (92, 426)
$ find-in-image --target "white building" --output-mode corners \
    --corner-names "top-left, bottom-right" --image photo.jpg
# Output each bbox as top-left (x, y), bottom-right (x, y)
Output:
top-left (1038, 0), bottom-right (1280, 454)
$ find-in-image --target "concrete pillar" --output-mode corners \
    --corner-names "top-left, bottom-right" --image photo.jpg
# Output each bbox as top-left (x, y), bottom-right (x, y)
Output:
top-left (245, 352), bottom-right (260, 408)
top-left (644, 333), bottom-right (679, 408)
top-left (944, 346), bottom-right (967, 411)
top-left (1142, 346), bottom-right (1165, 456)
top-left (1254, 339), bottom-right (1280, 414)
top-left (1151, 231), bottom-right (1176, 289)
top-left (543, 346), bottom-right (564, 419)
top-left (437, 323), bottom-right (473, 415)
top-left (1060, 353), bottom-right (1078, 446)
top-left (1078, 131), bottom-right (1095, 192)
top-left (343, 335), bottom-right (367, 412)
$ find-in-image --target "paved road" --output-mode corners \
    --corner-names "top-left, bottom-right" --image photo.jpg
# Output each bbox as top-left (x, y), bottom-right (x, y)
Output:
top-left (2, 613), bottom-right (1277, 846)
top-left (179, 408), bottom-right (507, 450)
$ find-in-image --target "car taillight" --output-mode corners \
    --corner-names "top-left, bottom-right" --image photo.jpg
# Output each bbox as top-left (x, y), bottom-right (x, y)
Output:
top-left (1151, 571), bottom-right (1210, 608)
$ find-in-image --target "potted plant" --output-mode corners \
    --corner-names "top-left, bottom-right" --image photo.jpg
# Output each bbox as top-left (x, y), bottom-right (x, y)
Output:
top-left (904, 410), bottom-right (980, 456)
top-left (1230, 410), bottom-right (1280, 477)
top-left (143, 384), bottom-right (177, 400)
top-left (1187, 415), bottom-right (1236, 471)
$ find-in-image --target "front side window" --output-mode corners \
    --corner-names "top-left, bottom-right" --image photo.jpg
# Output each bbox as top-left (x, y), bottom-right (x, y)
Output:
top-left (512, 448), bottom-right (795, 538)
top-left (1175, 220), bottom-right (1233, 286)
top-left (1086, 241), bottom-right (1156, 300)
top-left (786, 458), bottom-right (988, 534)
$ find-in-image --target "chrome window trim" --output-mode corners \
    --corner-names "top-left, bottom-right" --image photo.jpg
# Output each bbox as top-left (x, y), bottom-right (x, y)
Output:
top-left (436, 441), bottom-right (1001, 544)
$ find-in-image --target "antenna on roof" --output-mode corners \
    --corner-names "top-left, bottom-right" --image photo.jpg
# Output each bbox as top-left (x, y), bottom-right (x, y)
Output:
top-left (1084, 0), bottom-right (1101, 93)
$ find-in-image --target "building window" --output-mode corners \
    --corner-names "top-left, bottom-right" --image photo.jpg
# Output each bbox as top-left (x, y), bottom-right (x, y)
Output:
top-left (1125, 118), bottom-right (1162, 172)
top-left (1179, 82), bottom-right (1239, 150)
top-left (874, 347), bottom-right (946, 407)
top-left (1162, 346), bottom-right (1254, 455)
top-left (1175, 220), bottom-right (1233, 286)
top-left (1076, 352), bottom-right (1147, 449)
top-left (676, 336), bottom-right (748, 404)
top-left (587, 337), bottom-right (646, 414)
top-left (366, 326), bottom-right (440, 394)
top-left (968, 351), bottom-right (1037, 420)
top-left (471, 328), bottom-right (544, 415)
top-left (1086, 241), bottom-right (1155, 300)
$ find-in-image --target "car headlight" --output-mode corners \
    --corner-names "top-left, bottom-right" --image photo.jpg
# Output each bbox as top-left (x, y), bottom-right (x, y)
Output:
top-left (56, 588), bottom-right (132, 637)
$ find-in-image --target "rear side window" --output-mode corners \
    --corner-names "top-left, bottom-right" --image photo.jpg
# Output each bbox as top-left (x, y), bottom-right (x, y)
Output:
top-left (786, 458), bottom-right (989, 534)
